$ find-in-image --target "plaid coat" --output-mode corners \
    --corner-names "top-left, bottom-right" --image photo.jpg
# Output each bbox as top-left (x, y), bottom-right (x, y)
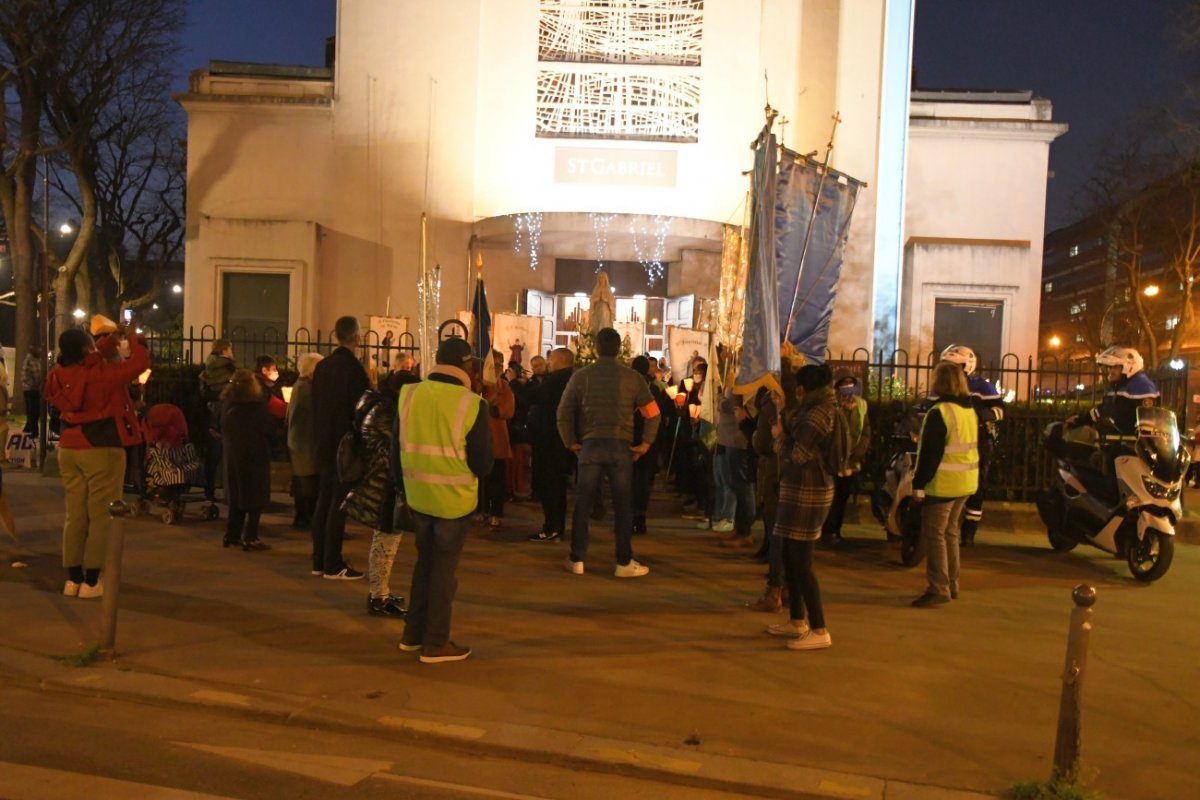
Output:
top-left (774, 387), bottom-right (837, 541)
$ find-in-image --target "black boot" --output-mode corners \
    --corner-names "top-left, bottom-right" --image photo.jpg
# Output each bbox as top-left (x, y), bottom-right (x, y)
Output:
top-left (960, 519), bottom-right (977, 547)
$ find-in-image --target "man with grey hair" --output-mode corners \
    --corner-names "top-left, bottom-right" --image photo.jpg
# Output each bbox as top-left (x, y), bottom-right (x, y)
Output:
top-left (311, 316), bottom-right (370, 580)
top-left (557, 328), bottom-right (660, 576)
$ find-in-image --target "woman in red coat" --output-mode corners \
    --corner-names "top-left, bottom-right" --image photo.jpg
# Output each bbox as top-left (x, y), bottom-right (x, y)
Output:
top-left (44, 324), bottom-right (149, 599)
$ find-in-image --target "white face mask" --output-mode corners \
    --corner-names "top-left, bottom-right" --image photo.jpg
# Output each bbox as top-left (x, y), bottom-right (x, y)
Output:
top-left (117, 339), bottom-right (131, 358)
top-left (266, 369), bottom-right (280, 382)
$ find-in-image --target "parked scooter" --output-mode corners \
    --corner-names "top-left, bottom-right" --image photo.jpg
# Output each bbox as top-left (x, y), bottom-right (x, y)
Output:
top-left (871, 433), bottom-right (924, 567)
top-left (1036, 407), bottom-right (1188, 582)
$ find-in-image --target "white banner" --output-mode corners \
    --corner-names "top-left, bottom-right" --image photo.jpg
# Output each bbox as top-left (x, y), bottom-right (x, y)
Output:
top-left (492, 313), bottom-right (544, 373)
top-left (667, 325), bottom-right (710, 384)
top-left (367, 315), bottom-right (409, 369)
top-left (615, 321), bottom-right (645, 356)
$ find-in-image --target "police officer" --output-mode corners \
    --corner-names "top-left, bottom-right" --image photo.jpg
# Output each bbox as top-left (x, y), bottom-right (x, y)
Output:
top-left (939, 345), bottom-right (1003, 547)
top-left (1088, 347), bottom-right (1160, 440)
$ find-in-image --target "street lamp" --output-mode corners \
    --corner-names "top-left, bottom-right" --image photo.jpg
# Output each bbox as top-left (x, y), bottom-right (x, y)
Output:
top-left (59, 222), bottom-right (73, 235)
top-left (72, 308), bottom-right (86, 320)
top-left (1143, 284), bottom-right (1160, 297)
top-left (171, 283), bottom-right (182, 294)
top-left (1049, 335), bottom-right (1062, 348)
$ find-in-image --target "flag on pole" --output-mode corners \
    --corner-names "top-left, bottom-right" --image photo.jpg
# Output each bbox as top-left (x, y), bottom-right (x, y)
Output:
top-left (471, 274), bottom-right (496, 384)
top-left (734, 128), bottom-right (782, 398)
top-left (776, 149), bottom-right (861, 363)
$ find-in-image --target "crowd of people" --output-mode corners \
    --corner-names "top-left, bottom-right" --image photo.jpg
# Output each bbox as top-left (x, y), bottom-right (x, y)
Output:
top-left (23, 307), bottom-right (1169, 664)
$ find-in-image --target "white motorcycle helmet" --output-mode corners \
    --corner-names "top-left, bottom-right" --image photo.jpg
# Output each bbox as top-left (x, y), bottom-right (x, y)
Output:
top-left (940, 344), bottom-right (977, 376)
top-left (1095, 346), bottom-right (1144, 378)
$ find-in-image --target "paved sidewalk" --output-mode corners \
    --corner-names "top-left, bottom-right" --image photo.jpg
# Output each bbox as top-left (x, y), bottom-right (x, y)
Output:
top-left (3, 467), bottom-right (1198, 799)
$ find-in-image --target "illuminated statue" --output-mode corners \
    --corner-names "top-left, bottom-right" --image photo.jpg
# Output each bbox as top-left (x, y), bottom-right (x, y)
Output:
top-left (589, 271), bottom-right (616, 333)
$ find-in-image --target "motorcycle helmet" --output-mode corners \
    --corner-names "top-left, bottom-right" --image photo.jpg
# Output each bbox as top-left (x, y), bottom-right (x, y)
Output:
top-left (1095, 346), bottom-right (1144, 378)
top-left (940, 344), bottom-right (977, 376)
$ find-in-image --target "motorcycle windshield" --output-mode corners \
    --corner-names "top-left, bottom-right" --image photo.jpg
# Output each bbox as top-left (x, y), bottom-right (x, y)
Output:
top-left (1135, 407), bottom-right (1185, 483)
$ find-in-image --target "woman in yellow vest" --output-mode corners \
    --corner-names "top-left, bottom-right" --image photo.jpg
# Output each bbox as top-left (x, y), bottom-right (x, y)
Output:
top-left (910, 361), bottom-right (979, 607)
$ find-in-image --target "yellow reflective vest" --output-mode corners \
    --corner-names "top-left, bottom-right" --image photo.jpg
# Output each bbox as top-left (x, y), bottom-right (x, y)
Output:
top-left (921, 401), bottom-right (980, 498)
top-left (397, 379), bottom-right (485, 519)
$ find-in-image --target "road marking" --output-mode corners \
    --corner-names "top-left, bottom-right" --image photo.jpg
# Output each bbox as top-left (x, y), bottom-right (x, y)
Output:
top-left (376, 772), bottom-right (555, 799)
top-left (577, 745), bottom-right (703, 774)
top-left (189, 689), bottom-right (251, 707)
top-left (377, 714), bottom-right (487, 739)
top-left (0, 761), bottom-right (242, 800)
top-left (817, 779), bottom-right (874, 797)
top-left (173, 743), bottom-right (392, 786)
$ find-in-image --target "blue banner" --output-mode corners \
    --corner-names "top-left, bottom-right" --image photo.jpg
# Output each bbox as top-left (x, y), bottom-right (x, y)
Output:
top-left (776, 150), bottom-right (860, 363)
top-left (471, 276), bottom-right (491, 361)
top-left (734, 130), bottom-right (781, 398)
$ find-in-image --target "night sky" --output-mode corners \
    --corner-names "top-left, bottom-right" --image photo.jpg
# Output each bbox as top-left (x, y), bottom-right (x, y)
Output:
top-left (178, 0), bottom-right (1192, 232)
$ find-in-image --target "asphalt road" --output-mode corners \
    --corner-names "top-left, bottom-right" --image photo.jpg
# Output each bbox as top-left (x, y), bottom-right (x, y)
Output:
top-left (0, 682), bottom-right (762, 800)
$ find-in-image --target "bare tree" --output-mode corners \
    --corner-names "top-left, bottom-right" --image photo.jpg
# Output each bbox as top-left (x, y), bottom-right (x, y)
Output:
top-left (0, 0), bottom-right (183, 365)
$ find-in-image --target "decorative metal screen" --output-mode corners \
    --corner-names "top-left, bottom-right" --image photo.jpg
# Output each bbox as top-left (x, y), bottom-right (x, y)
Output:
top-left (539, 0), bottom-right (703, 65)
top-left (536, 0), bottom-right (703, 142)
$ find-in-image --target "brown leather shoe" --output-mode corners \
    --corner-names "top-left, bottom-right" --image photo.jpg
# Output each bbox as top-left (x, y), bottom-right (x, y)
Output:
top-left (419, 642), bottom-right (472, 663)
top-left (748, 586), bottom-right (782, 612)
top-left (719, 534), bottom-right (755, 549)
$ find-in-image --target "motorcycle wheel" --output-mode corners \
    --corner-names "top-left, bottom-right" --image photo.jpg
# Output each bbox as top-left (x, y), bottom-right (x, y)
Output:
top-left (1047, 527), bottom-right (1077, 553)
top-left (1127, 531), bottom-right (1174, 582)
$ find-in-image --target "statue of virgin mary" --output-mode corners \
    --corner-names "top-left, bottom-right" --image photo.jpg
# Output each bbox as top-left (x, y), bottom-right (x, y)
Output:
top-left (588, 271), bottom-right (616, 333)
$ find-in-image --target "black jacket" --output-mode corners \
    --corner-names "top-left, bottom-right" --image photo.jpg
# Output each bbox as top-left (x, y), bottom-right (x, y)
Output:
top-left (311, 346), bottom-right (370, 468)
top-left (526, 367), bottom-right (573, 454)
top-left (221, 399), bottom-right (275, 511)
top-left (343, 389), bottom-right (402, 532)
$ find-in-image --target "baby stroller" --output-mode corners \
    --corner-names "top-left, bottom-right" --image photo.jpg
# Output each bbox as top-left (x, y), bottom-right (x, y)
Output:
top-left (142, 404), bottom-right (218, 524)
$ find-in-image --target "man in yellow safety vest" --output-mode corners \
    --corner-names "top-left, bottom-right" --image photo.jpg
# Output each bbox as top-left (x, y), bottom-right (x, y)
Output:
top-left (394, 337), bottom-right (494, 663)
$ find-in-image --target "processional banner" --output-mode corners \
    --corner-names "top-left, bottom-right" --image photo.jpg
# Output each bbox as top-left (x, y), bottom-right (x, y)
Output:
top-left (492, 313), bottom-right (544, 373)
top-left (733, 128), bottom-right (781, 398)
top-left (666, 325), bottom-right (710, 385)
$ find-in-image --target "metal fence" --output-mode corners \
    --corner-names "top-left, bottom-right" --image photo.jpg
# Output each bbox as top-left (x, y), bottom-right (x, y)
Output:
top-left (827, 350), bottom-right (1190, 502)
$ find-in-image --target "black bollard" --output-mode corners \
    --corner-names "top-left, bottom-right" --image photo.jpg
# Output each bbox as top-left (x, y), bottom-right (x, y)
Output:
top-left (1052, 583), bottom-right (1096, 782)
top-left (99, 499), bottom-right (132, 656)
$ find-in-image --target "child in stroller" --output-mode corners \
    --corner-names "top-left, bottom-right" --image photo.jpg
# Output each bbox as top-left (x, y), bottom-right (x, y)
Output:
top-left (142, 403), bottom-right (218, 524)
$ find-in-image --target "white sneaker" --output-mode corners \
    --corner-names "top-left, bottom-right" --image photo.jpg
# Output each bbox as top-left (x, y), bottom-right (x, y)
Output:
top-left (78, 580), bottom-right (104, 599)
top-left (765, 620), bottom-right (809, 638)
top-left (711, 519), bottom-right (735, 533)
top-left (565, 559), bottom-right (584, 575)
top-left (694, 518), bottom-right (712, 530)
top-left (614, 560), bottom-right (649, 578)
top-left (63, 580), bottom-right (81, 597)
top-left (786, 629), bottom-right (832, 651)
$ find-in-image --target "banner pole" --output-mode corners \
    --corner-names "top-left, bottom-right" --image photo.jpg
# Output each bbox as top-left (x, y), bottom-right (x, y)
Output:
top-left (782, 113), bottom-right (841, 346)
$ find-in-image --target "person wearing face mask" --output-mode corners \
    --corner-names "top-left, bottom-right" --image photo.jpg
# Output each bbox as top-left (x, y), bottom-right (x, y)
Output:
top-left (254, 355), bottom-right (288, 422)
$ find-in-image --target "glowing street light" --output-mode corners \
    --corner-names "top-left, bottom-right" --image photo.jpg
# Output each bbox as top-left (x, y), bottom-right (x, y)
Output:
top-left (171, 283), bottom-right (182, 294)
top-left (1049, 335), bottom-right (1062, 348)
top-left (72, 308), bottom-right (86, 319)
top-left (59, 222), bottom-right (74, 235)
top-left (1143, 284), bottom-right (1160, 297)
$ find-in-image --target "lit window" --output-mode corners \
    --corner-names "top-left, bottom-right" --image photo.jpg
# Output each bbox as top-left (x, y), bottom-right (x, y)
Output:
top-left (1078, 299), bottom-right (1087, 311)
top-left (1075, 334), bottom-right (1085, 343)
top-left (1044, 282), bottom-right (1053, 293)
top-left (1166, 315), bottom-right (1180, 330)
top-left (1069, 245), bottom-right (1080, 257)
top-left (1069, 303), bottom-right (1081, 315)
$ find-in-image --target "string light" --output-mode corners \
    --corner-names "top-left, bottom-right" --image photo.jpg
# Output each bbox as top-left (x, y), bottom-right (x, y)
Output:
top-left (590, 212), bottom-right (616, 271)
top-left (629, 214), bottom-right (673, 281)
top-left (511, 212), bottom-right (544, 270)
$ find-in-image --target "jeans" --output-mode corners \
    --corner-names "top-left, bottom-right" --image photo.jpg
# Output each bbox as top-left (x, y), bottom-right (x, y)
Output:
top-left (724, 447), bottom-right (756, 536)
top-left (570, 438), bottom-right (635, 566)
top-left (823, 474), bottom-right (858, 537)
top-left (712, 446), bottom-right (736, 521)
top-left (782, 538), bottom-right (825, 629)
top-left (312, 468), bottom-right (351, 574)
top-left (403, 511), bottom-right (470, 648)
top-left (921, 496), bottom-right (967, 597)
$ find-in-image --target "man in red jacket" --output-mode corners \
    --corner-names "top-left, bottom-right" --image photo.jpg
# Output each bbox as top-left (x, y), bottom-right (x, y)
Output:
top-left (44, 324), bottom-right (149, 599)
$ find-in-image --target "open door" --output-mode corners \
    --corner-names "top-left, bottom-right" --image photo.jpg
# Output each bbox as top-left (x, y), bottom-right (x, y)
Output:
top-left (664, 294), bottom-right (695, 329)
top-left (525, 289), bottom-right (557, 357)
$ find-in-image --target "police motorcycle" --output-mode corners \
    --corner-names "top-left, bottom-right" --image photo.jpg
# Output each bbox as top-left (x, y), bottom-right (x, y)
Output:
top-left (871, 413), bottom-right (924, 567)
top-left (1037, 406), bottom-right (1187, 582)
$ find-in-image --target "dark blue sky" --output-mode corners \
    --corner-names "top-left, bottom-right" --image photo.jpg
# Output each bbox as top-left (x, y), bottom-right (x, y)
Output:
top-left (179, 0), bottom-right (1190, 231)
